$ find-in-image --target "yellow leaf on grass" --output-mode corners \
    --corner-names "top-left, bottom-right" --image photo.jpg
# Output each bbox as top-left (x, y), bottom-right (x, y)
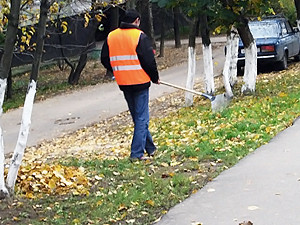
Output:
top-left (96, 200), bottom-right (103, 206)
top-left (169, 172), bottom-right (175, 177)
top-left (48, 179), bottom-right (56, 189)
top-left (162, 210), bottom-right (168, 214)
top-left (118, 203), bottom-right (127, 211)
top-left (265, 126), bottom-right (271, 133)
top-left (146, 200), bottom-right (155, 206)
top-left (13, 217), bottom-right (20, 221)
top-left (278, 92), bottom-right (287, 97)
top-left (72, 218), bottom-right (80, 224)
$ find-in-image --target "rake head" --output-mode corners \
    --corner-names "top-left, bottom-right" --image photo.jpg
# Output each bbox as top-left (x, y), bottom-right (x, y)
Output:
top-left (211, 93), bottom-right (232, 113)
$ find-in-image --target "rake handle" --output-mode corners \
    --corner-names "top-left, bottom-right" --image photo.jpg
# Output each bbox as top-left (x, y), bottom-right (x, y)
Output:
top-left (160, 81), bottom-right (214, 101)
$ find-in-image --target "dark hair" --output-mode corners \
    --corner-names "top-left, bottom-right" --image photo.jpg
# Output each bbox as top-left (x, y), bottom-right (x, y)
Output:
top-left (121, 9), bottom-right (140, 23)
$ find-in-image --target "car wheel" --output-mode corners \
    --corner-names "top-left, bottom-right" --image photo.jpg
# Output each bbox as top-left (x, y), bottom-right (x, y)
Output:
top-left (294, 53), bottom-right (300, 62)
top-left (278, 52), bottom-right (288, 70)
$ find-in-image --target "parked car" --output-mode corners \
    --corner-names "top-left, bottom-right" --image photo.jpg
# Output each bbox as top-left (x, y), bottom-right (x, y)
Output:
top-left (237, 16), bottom-right (300, 74)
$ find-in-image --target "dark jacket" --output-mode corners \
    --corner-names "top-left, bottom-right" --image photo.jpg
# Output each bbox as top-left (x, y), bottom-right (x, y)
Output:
top-left (101, 22), bottom-right (159, 92)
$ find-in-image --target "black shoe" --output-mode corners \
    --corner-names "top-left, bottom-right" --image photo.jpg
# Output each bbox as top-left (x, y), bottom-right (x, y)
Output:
top-left (130, 156), bottom-right (150, 162)
top-left (147, 149), bottom-right (156, 157)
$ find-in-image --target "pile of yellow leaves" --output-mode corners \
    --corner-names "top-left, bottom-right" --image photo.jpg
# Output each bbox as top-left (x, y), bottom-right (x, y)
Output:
top-left (14, 163), bottom-right (90, 199)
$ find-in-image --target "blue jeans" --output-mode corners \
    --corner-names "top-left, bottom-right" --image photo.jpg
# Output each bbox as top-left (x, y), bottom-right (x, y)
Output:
top-left (123, 89), bottom-right (156, 158)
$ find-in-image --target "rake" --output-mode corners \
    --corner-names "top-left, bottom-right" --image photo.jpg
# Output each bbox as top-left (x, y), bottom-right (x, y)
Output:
top-left (160, 81), bottom-right (231, 112)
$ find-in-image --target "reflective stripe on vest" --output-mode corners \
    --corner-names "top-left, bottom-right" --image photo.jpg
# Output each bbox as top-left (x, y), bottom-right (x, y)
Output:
top-left (107, 28), bottom-right (150, 86)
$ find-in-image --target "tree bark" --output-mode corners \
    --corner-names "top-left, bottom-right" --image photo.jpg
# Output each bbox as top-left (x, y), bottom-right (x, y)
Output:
top-left (159, 8), bottom-right (166, 57)
top-left (6, 70), bottom-right (12, 99)
top-left (136, 0), bottom-right (156, 49)
top-left (228, 27), bottom-right (239, 86)
top-left (68, 14), bottom-right (99, 85)
top-left (126, 0), bottom-right (136, 9)
top-left (295, 0), bottom-right (300, 29)
top-left (68, 53), bottom-right (87, 84)
top-left (6, 0), bottom-right (50, 195)
top-left (185, 19), bottom-right (197, 106)
top-left (0, 0), bottom-right (22, 200)
top-left (199, 14), bottom-right (214, 95)
top-left (223, 27), bottom-right (239, 98)
top-left (173, 6), bottom-right (181, 48)
top-left (0, 79), bottom-right (8, 200)
top-left (109, 6), bottom-right (119, 32)
top-left (237, 18), bottom-right (257, 94)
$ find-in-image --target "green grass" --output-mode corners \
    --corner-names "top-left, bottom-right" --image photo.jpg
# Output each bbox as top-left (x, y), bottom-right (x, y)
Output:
top-left (1, 66), bottom-right (300, 224)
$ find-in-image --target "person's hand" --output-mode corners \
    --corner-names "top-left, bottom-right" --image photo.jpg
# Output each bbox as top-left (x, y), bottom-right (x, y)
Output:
top-left (155, 79), bottom-right (160, 84)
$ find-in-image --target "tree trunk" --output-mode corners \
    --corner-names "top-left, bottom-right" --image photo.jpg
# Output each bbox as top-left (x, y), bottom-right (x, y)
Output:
top-left (6, 0), bottom-right (50, 195)
top-left (126, 0), bottom-right (136, 9)
top-left (0, 0), bottom-right (22, 200)
top-left (185, 19), bottom-right (197, 107)
top-left (237, 18), bottom-right (257, 94)
top-left (136, 0), bottom-right (156, 49)
top-left (223, 27), bottom-right (239, 98)
top-left (68, 53), bottom-right (87, 84)
top-left (199, 14), bottom-right (214, 95)
top-left (0, 79), bottom-right (8, 200)
top-left (159, 8), bottom-right (166, 57)
top-left (295, 0), bottom-right (300, 29)
top-left (6, 70), bottom-right (12, 99)
top-left (68, 15), bottom-right (99, 85)
top-left (109, 6), bottom-right (119, 32)
top-left (173, 6), bottom-right (181, 48)
top-left (229, 27), bottom-right (239, 87)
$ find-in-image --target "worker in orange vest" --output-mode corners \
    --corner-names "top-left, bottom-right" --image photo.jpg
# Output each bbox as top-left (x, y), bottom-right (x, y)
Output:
top-left (101, 9), bottom-right (160, 161)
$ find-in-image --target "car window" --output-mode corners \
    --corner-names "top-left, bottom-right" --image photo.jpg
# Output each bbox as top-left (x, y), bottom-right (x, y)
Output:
top-left (281, 22), bottom-right (288, 35)
top-left (285, 22), bottom-right (293, 33)
top-left (249, 22), bottom-right (280, 38)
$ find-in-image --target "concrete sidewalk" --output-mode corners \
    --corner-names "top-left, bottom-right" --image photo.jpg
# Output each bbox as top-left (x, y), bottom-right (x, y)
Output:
top-left (155, 117), bottom-right (300, 225)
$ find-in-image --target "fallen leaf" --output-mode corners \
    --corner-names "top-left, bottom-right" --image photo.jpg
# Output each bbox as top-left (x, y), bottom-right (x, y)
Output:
top-left (248, 205), bottom-right (259, 211)
top-left (145, 200), bottom-right (155, 206)
top-left (207, 188), bottom-right (215, 193)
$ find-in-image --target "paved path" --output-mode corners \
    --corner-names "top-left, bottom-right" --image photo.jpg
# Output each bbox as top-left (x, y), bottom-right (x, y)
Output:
top-left (155, 117), bottom-right (300, 225)
top-left (2, 38), bottom-right (226, 155)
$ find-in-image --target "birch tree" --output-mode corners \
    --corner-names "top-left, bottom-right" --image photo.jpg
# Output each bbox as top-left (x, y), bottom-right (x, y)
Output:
top-left (0, 0), bottom-right (22, 200)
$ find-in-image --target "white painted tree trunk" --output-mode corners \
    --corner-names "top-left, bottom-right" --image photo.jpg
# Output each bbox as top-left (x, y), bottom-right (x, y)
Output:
top-left (6, 80), bottom-right (36, 193)
top-left (223, 28), bottom-right (239, 98)
top-left (223, 35), bottom-right (234, 98)
top-left (229, 28), bottom-right (239, 87)
top-left (297, 20), bottom-right (300, 30)
top-left (202, 44), bottom-right (215, 95)
top-left (242, 41), bottom-right (257, 94)
top-left (185, 46), bottom-right (196, 106)
top-left (0, 79), bottom-right (8, 198)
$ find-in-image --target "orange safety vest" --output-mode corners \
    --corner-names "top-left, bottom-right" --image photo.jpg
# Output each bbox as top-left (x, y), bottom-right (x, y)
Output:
top-left (107, 28), bottom-right (151, 86)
